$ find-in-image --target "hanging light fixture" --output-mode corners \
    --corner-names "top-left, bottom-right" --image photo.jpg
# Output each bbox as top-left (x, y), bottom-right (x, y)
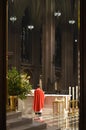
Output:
top-left (10, 0), bottom-right (17, 23)
top-left (28, 25), bottom-right (34, 30)
top-left (54, 11), bottom-right (61, 17)
top-left (68, 20), bottom-right (75, 24)
top-left (10, 16), bottom-right (17, 23)
top-left (27, 8), bottom-right (34, 30)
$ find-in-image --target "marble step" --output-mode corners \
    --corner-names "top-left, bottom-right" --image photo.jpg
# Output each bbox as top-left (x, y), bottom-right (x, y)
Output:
top-left (7, 117), bottom-right (32, 129)
top-left (7, 111), bottom-right (22, 120)
top-left (7, 111), bottom-right (47, 130)
top-left (35, 113), bottom-right (79, 130)
top-left (44, 126), bottom-right (61, 130)
top-left (9, 121), bottom-right (47, 130)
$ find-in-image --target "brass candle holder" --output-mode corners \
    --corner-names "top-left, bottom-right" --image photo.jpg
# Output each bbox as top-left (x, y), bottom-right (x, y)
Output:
top-left (76, 100), bottom-right (79, 109)
top-left (68, 99), bottom-right (79, 116)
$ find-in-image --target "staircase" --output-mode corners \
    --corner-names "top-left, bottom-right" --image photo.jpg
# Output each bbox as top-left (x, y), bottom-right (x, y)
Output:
top-left (6, 111), bottom-right (60, 130)
top-left (6, 110), bottom-right (79, 130)
top-left (6, 111), bottom-right (47, 130)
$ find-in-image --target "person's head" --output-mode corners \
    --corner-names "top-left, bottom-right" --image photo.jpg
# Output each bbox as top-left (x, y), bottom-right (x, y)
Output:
top-left (37, 84), bottom-right (40, 88)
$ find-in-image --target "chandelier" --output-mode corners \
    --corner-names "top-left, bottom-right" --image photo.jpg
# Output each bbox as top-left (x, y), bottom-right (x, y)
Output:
top-left (54, 11), bottom-right (61, 17)
top-left (68, 20), bottom-right (75, 24)
top-left (10, 16), bottom-right (17, 23)
top-left (10, 0), bottom-right (17, 23)
top-left (28, 25), bottom-right (34, 30)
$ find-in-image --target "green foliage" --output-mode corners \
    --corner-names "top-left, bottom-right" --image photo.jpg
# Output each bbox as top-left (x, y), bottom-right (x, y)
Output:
top-left (8, 67), bottom-right (21, 96)
top-left (19, 73), bottom-right (32, 99)
top-left (8, 67), bottom-right (32, 100)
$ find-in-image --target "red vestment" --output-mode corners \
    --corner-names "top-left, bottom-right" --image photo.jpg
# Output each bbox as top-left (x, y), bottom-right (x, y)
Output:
top-left (33, 88), bottom-right (44, 112)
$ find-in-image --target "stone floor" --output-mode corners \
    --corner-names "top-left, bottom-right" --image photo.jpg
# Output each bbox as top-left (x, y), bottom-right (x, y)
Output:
top-left (22, 108), bottom-right (79, 130)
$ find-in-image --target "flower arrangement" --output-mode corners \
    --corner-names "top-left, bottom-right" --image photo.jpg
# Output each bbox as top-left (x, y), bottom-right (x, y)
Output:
top-left (8, 67), bottom-right (32, 100)
top-left (19, 73), bottom-right (32, 99)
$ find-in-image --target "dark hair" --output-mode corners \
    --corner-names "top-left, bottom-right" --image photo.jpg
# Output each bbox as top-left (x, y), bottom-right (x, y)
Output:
top-left (37, 84), bottom-right (40, 87)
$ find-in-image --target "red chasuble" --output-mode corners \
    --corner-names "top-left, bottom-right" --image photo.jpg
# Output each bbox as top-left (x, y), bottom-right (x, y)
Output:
top-left (33, 88), bottom-right (45, 112)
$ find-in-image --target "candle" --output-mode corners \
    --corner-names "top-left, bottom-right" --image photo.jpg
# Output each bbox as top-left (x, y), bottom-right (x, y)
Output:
top-left (55, 81), bottom-right (58, 90)
top-left (39, 79), bottom-right (42, 89)
top-left (76, 86), bottom-right (78, 100)
top-left (69, 86), bottom-right (71, 95)
top-left (72, 87), bottom-right (74, 100)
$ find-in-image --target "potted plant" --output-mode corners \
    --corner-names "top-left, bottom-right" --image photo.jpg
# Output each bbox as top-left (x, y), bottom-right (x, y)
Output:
top-left (8, 67), bottom-right (32, 110)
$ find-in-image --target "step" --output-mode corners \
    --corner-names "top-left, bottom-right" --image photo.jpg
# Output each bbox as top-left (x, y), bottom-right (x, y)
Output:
top-left (7, 117), bottom-right (32, 129)
top-left (7, 123), bottom-right (10, 130)
top-left (7, 111), bottom-right (22, 120)
top-left (44, 126), bottom-right (61, 130)
top-left (9, 121), bottom-right (47, 130)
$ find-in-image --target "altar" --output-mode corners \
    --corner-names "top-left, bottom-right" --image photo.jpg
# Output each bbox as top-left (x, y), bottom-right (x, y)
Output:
top-left (18, 94), bottom-right (71, 115)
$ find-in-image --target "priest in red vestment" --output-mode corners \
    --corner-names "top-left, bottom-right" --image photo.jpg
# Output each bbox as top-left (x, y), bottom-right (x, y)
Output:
top-left (33, 84), bottom-right (45, 116)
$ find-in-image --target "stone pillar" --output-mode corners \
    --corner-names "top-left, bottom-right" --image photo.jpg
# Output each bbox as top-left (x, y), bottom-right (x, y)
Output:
top-left (42, 0), bottom-right (55, 90)
top-left (61, 25), bottom-right (73, 89)
top-left (8, 23), bottom-right (21, 69)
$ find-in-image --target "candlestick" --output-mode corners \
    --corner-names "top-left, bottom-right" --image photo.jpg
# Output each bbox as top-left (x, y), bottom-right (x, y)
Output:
top-left (72, 87), bottom-right (74, 100)
top-left (39, 78), bottom-right (42, 89)
top-left (69, 86), bottom-right (71, 95)
top-left (55, 81), bottom-right (58, 90)
top-left (76, 86), bottom-right (78, 100)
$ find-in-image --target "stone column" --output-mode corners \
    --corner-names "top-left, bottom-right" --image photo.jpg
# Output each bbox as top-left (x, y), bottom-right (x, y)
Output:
top-left (61, 24), bottom-right (73, 89)
top-left (42, 0), bottom-right (55, 90)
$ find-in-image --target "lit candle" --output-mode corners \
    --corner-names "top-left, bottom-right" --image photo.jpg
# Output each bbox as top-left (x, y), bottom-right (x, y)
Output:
top-left (72, 87), bottom-right (74, 100)
top-left (76, 86), bottom-right (78, 100)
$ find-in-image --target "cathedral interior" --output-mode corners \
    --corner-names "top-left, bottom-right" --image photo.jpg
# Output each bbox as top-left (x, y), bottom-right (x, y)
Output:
top-left (2, 0), bottom-right (86, 130)
top-left (8, 0), bottom-right (79, 93)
